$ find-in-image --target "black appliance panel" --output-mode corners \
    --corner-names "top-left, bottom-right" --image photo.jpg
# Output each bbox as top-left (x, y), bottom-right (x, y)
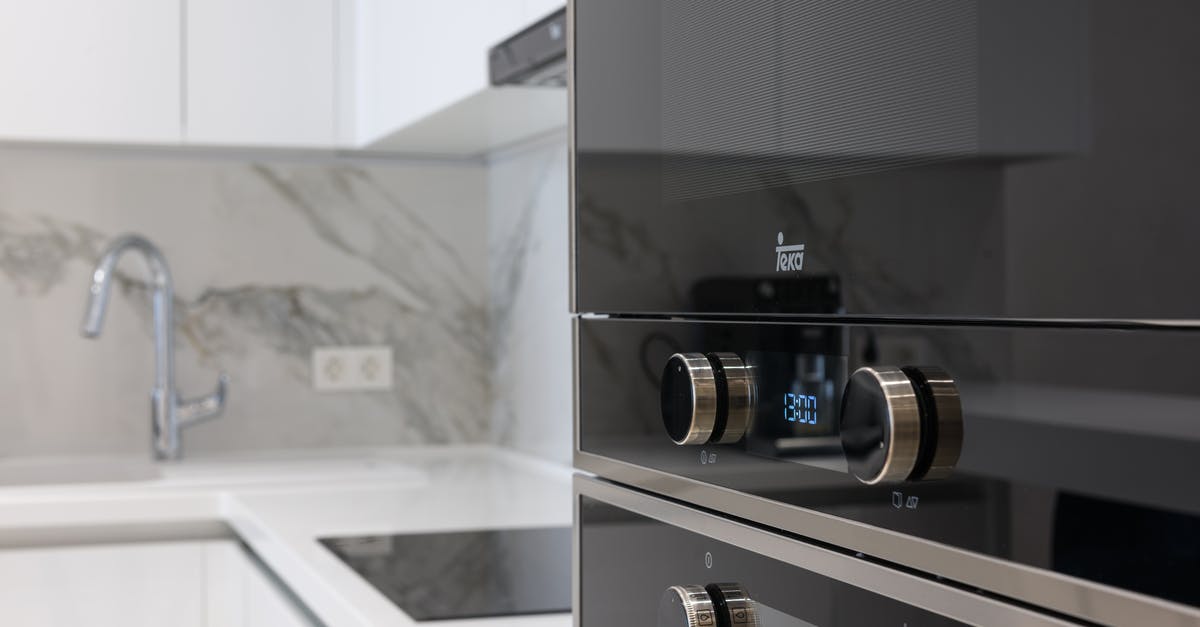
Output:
top-left (579, 495), bottom-right (967, 627)
top-left (576, 318), bottom-right (1200, 609)
top-left (573, 0), bottom-right (1200, 320)
top-left (321, 527), bottom-right (571, 621)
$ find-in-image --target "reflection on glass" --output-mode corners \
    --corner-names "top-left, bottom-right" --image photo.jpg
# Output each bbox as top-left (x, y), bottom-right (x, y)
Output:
top-left (745, 350), bottom-right (848, 474)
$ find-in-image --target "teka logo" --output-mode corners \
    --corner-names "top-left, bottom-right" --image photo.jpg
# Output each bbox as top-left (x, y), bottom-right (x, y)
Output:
top-left (775, 232), bottom-right (805, 272)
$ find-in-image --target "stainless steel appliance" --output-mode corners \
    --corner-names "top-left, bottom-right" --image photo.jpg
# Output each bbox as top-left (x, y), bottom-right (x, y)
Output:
top-left (570, 1), bottom-right (1200, 625)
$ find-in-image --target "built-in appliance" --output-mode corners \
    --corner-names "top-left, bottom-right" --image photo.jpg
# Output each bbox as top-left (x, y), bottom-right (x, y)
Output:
top-left (321, 527), bottom-right (570, 621)
top-left (489, 7), bottom-right (567, 87)
top-left (570, 0), bottom-right (1200, 626)
top-left (576, 476), bottom-right (1080, 626)
top-left (572, 0), bottom-right (1200, 321)
top-left (575, 318), bottom-right (1200, 624)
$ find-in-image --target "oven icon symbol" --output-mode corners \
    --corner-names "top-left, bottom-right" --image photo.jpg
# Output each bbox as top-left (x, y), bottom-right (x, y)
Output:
top-left (892, 491), bottom-right (920, 510)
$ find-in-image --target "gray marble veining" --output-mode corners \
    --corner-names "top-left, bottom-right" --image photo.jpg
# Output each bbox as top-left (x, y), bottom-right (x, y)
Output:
top-left (487, 136), bottom-right (573, 465)
top-left (0, 150), bottom-right (490, 456)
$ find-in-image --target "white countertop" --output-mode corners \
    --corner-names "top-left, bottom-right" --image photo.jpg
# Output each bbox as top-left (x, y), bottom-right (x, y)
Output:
top-left (0, 445), bottom-right (574, 627)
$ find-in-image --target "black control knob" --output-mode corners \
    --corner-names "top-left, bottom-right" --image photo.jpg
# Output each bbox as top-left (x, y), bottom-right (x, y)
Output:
top-left (658, 585), bottom-right (718, 627)
top-left (705, 583), bottom-right (760, 626)
top-left (839, 366), bottom-right (963, 485)
top-left (662, 353), bottom-right (756, 446)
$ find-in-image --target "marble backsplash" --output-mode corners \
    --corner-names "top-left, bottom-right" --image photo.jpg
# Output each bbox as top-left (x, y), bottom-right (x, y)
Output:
top-left (488, 135), bottom-right (572, 465)
top-left (0, 148), bottom-right (490, 457)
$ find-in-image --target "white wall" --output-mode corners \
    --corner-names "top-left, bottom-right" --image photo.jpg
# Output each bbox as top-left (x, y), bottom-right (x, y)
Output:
top-left (487, 133), bottom-right (572, 465)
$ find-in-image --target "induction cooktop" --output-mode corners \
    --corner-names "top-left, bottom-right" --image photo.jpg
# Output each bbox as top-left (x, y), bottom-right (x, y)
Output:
top-left (320, 526), bottom-right (571, 621)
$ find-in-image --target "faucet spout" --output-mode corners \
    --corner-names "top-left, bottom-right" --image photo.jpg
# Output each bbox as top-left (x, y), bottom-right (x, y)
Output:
top-left (81, 234), bottom-right (227, 460)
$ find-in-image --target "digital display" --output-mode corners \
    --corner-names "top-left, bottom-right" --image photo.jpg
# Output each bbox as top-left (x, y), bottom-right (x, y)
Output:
top-left (785, 392), bottom-right (818, 425)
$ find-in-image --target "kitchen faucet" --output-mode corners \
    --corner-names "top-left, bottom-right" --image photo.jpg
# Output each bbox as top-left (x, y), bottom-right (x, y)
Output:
top-left (81, 234), bottom-right (227, 460)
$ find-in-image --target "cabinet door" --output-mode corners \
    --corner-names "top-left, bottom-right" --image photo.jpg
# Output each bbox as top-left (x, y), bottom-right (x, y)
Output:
top-left (0, 0), bottom-right (181, 143)
top-left (186, 0), bottom-right (336, 147)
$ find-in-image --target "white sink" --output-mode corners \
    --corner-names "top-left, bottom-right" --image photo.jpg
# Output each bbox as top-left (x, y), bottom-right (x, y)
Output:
top-left (0, 539), bottom-right (312, 627)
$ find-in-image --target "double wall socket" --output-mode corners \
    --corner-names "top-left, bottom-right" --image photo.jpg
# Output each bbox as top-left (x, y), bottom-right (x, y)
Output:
top-left (312, 346), bottom-right (394, 392)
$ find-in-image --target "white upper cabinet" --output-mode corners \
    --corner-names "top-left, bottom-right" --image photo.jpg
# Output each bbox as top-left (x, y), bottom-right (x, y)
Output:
top-left (0, 0), bottom-right (181, 144)
top-left (0, 0), bottom-right (561, 150)
top-left (186, 0), bottom-right (337, 147)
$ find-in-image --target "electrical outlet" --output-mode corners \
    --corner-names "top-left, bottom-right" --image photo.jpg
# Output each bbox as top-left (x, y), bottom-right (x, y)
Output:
top-left (312, 346), bottom-right (394, 391)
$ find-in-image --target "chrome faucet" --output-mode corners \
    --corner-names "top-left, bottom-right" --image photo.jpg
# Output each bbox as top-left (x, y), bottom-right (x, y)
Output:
top-left (81, 234), bottom-right (228, 460)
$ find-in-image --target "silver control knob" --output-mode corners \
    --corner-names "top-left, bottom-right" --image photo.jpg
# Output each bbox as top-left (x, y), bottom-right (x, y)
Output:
top-left (661, 354), bottom-right (719, 445)
top-left (661, 353), bottom-right (756, 446)
top-left (658, 585), bottom-right (717, 627)
top-left (839, 365), bottom-right (963, 484)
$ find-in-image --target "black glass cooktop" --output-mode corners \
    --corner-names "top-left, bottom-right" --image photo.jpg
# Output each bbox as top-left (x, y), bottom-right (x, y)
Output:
top-left (320, 527), bottom-right (571, 622)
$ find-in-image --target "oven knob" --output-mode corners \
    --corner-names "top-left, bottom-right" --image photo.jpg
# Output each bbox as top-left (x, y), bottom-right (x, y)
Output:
top-left (902, 366), bottom-right (963, 481)
top-left (839, 366), bottom-right (922, 485)
top-left (705, 583), bottom-right (760, 626)
top-left (658, 585), bottom-right (717, 627)
top-left (662, 354), bottom-right (719, 445)
top-left (661, 353), bottom-right (756, 446)
top-left (708, 353), bottom-right (755, 444)
top-left (839, 366), bottom-right (963, 484)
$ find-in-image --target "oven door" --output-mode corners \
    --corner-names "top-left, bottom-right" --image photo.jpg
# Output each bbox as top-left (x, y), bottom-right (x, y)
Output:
top-left (575, 476), bottom-right (1078, 626)
top-left (571, 0), bottom-right (1200, 321)
top-left (575, 317), bottom-right (1200, 625)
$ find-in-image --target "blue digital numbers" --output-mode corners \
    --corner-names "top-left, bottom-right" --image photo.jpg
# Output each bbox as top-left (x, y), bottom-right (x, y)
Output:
top-left (785, 393), bottom-right (818, 425)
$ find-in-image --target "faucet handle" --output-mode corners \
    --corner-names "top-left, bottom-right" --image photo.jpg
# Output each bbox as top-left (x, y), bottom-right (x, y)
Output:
top-left (177, 373), bottom-right (229, 428)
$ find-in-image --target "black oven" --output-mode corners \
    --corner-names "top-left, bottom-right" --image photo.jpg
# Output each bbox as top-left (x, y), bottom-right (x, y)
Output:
top-left (569, 1), bottom-right (1200, 626)
top-left (576, 476), bottom-right (1081, 627)
top-left (572, 0), bottom-right (1200, 322)
top-left (574, 317), bottom-right (1200, 624)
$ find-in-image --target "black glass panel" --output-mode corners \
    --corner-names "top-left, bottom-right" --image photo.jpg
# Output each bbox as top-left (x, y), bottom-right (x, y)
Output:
top-left (574, 0), bottom-right (1200, 321)
top-left (320, 527), bottom-right (571, 621)
top-left (579, 495), bottom-right (970, 626)
top-left (577, 318), bottom-right (1200, 607)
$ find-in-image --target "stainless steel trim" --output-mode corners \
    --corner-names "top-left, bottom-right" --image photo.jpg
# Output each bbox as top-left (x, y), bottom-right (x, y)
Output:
top-left (572, 451), bottom-right (1200, 627)
top-left (573, 316), bottom-right (582, 460)
top-left (571, 458), bottom-right (581, 627)
top-left (710, 353), bottom-right (754, 444)
top-left (566, 0), bottom-right (578, 314)
top-left (853, 366), bottom-right (921, 485)
top-left (667, 353), bottom-right (719, 445)
top-left (575, 475), bottom-right (1080, 627)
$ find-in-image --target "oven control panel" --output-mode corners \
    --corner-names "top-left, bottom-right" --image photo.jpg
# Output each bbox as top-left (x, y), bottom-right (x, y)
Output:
top-left (660, 353), bottom-right (962, 485)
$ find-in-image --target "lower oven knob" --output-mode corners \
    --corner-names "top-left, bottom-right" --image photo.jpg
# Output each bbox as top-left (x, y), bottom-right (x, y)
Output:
top-left (705, 583), bottom-right (760, 626)
top-left (839, 366), bottom-right (963, 484)
top-left (658, 585), bottom-right (717, 627)
top-left (661, 353), bottom-right (755, 446)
